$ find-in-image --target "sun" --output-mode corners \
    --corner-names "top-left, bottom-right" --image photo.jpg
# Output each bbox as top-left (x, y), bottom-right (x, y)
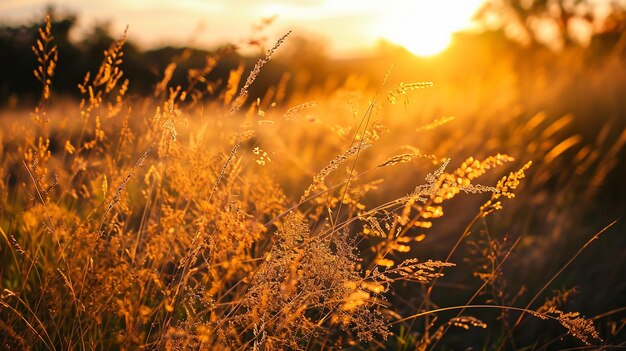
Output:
top-left (381, 21), bottom-right (454, 57)
top-left (374, 1), bottom-right (484, 57)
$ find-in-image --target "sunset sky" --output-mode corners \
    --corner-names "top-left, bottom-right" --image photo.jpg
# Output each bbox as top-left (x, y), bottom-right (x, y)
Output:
top-left (0, 0), bottom-right (487, 57)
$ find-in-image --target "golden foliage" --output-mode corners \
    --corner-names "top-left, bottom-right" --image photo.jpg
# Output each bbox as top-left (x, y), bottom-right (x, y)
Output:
top-left (0, 16), bottom-right (611, 351)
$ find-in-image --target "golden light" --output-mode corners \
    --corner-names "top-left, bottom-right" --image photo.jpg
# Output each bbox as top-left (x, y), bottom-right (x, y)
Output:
top-left (374, 1), bottom-right (485, 57)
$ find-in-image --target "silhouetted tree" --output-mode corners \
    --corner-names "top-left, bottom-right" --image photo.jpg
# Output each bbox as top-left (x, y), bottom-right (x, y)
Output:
top-left (475, 0), bottom-right (626, 49)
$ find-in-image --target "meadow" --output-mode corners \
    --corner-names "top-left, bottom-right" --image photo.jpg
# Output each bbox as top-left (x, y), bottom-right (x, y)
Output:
top-left (0, 14), bottom-right (625, 350)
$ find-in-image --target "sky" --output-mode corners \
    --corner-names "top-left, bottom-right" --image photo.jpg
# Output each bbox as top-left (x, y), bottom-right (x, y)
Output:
top-left (0, 0), bottom-right (486, 57)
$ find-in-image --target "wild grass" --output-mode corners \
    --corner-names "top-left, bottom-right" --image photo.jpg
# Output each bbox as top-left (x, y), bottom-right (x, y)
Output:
top-left (0, 15), bottom-right (624, 350)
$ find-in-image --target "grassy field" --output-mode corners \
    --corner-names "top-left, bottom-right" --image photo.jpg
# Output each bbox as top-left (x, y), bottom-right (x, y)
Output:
top-left (0, 15), bottom-right (625, 350)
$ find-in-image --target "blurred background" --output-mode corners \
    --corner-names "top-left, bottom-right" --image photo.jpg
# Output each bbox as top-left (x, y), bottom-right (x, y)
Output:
top-left (1, 0), bottom-right (625, 347)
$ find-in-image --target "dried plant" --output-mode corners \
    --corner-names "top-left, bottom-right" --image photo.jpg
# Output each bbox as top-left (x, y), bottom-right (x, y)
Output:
top-left (32, 15), bottom-right (57, 123)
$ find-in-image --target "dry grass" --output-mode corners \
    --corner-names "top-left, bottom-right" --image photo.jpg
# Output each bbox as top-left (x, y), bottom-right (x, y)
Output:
top-left (0, 16), bottom-right (623, 350)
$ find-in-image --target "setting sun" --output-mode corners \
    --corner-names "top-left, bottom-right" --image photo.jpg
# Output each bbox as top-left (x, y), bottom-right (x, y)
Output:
top-left (375, 0), bottom-right (484, 56)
